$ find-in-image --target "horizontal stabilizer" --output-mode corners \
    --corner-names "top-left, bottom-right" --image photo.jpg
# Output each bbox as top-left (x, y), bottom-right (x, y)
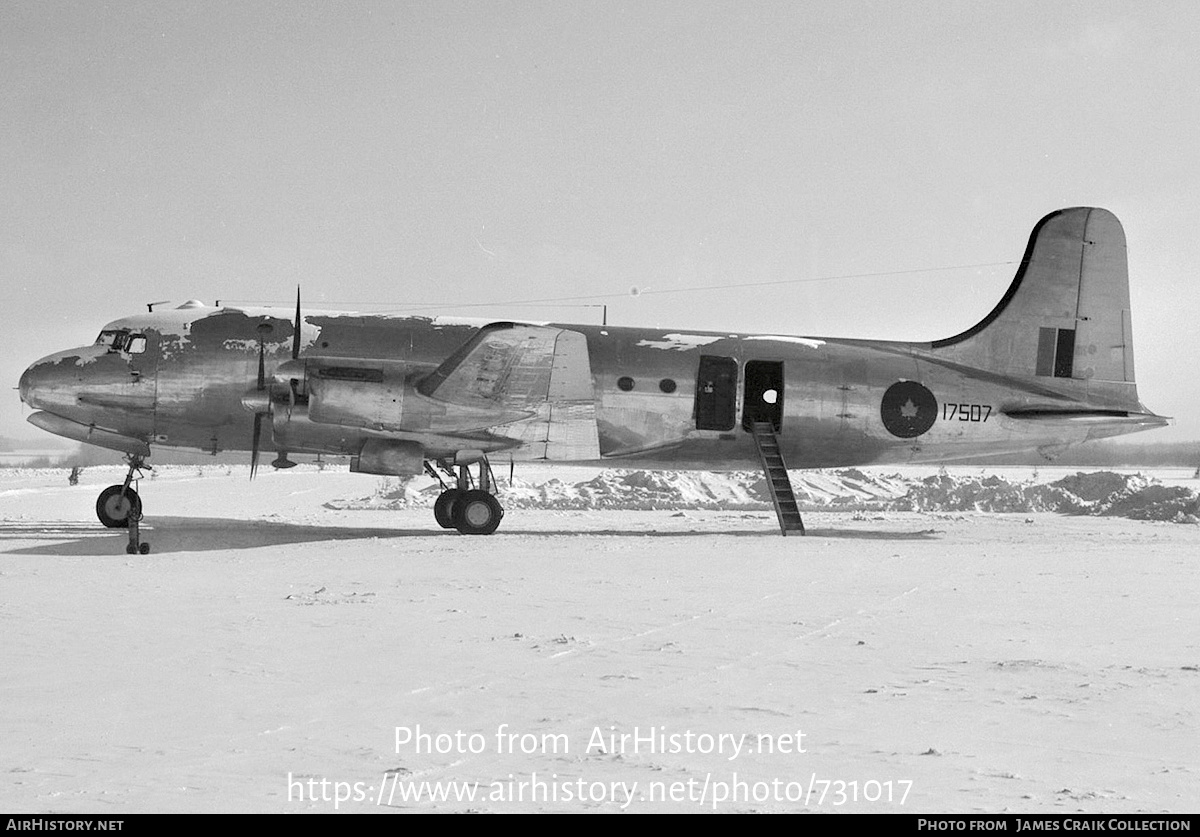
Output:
top-left (1002, 408), bottom-right (1169, 428)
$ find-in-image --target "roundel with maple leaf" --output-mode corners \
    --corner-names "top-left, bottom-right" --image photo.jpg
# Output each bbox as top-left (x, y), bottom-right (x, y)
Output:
top-left (880, 380), bottom-right (938, 438)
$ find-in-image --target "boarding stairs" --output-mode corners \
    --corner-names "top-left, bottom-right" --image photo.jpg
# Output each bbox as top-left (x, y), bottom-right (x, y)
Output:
top-left (750, 421), bottom-right (805, 536)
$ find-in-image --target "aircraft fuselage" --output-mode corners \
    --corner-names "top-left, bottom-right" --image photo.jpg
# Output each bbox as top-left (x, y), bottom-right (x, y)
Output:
top-left (17, 303), bottom-right (1164, 472)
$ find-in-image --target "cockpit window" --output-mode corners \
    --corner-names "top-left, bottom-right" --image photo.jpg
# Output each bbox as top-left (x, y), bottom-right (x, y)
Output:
top-left (95, 330), bottom-right (147, 354)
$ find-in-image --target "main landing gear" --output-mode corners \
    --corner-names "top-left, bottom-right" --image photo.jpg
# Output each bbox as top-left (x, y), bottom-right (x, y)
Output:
top-left (425, 454), bottom-right (505, 535)
top-left (95, 455), bottom-right (151, 554)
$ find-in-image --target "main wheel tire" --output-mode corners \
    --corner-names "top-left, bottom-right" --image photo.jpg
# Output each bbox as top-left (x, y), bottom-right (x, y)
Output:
top-left (96, 485), bottom-right (141, 529)
top-left (433, 489), bottom-right (464, 529)
top-left (453, 489), bottom-right (504, 535)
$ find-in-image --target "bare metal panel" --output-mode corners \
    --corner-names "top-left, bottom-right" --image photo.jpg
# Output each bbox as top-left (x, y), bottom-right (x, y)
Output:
top-left (352, 438), bottom-right (424, 475)
top-left (547, 330), bottom-right (593, 401)
top-left (546, 401), bottom-right (601, 459)
top-left (490, 329), bottom-right (599, 460)
top-left (305, 360), bottom-right (406, 431)
top-left (1121, 308), bottom-right (1136, 383)
top-left (1076, 208), bottom-right (1133, 383)
top-left (425, 324), bottom-right (558, 409)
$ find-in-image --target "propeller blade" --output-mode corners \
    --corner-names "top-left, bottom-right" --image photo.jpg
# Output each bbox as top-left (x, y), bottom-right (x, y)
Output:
top-left (250, 412), bottom-right (263, 480)
top-left (292, 286), bottom-right (302, 360)
top-left (256, 320), bottom-right (274, 392)
top-left (256, 338), bottom-right (265, 391)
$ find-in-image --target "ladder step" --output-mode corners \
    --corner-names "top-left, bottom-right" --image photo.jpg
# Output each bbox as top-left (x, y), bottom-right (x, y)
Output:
top-left (751, 423), bottom-right (805, 537)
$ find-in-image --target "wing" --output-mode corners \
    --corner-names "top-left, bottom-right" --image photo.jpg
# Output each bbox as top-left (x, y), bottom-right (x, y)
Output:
top-left (418, 322), bottom-right (590, 408)
top-left (418, 323), bottom-right (600, 459)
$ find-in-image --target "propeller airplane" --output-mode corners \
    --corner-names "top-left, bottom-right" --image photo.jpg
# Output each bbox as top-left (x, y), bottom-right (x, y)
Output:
top-left (18, 207), bottom-right (1167, 546)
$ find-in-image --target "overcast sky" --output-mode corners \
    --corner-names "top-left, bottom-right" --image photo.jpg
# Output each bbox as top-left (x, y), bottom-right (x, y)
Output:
top-left (3, 1), bottom-right (1198, 443)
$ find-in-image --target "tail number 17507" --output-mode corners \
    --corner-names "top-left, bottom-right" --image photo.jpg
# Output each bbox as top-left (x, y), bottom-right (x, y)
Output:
top-left (942, 403), bottom-right (992, 422)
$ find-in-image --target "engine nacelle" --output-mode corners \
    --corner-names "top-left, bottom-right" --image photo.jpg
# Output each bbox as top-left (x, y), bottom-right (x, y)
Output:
top-left (307, 362), bottom-right (407, 430)
top-left (270, 403), bottom-right (360, 455)
top-left (350, 438), bottom-right (425, 476)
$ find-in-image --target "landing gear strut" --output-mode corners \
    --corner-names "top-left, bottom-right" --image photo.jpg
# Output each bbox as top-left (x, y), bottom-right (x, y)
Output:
top-left (426, 454), bottom-right (504, 535)
top-left (96, 455), bottom-right (151, 553)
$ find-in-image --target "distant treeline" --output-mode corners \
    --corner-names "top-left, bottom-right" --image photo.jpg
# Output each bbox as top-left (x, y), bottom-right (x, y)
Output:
top-left (0, 435), bottom-right (63, 453)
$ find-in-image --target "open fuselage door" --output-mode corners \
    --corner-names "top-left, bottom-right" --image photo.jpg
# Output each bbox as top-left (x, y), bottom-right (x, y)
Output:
top-left (742, 359), bottom-right (784, 432)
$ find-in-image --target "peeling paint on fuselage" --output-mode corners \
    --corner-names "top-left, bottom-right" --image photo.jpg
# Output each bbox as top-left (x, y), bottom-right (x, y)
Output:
top-left (743, 335), bottom-right (826, 349)
top-left (633, 333), bottom-right (727, 352)
top-left (19, 304), bottom-right (1151, 471)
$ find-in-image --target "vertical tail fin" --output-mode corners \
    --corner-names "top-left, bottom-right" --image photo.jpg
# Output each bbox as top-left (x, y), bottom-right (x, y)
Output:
top-left (932, 207), bottom-right (1141, 405)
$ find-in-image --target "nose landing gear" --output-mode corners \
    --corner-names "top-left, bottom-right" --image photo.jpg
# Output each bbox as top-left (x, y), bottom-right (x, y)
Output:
top-left (125, 507), bottom-right (149, 555)
top-left (95, 455), bottom-right (151, 553)
top-left (425, 453), bottom-right (505, 535)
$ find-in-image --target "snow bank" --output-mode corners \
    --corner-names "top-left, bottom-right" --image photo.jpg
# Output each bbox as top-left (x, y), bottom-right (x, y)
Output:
top-left (328, 469), bottom-right (1200, 523)
top-left (889, 471), bottom-right (1200, 521)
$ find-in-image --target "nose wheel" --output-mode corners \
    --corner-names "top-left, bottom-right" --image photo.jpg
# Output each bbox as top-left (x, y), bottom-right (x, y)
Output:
top-left (426, 455), bottom-right (505, 535)
top-left (96, 484), bottom-right (142, 528)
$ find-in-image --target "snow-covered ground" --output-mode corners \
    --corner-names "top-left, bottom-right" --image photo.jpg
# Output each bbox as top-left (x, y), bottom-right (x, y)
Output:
top-left (1, 464), bottom-right (1198, 813)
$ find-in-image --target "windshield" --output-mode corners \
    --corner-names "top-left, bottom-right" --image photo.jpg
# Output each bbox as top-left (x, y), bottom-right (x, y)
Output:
top-left (95, 329), bottom-right (146, 353)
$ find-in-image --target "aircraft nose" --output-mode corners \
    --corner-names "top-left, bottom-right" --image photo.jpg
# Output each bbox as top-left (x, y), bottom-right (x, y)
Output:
top-left (18, 358), bottom-right (49, 409)
top-left (18, 346), bottom-right (116, 413)
top-left (18, 365), bottom-right (32, 404)
top-left (19, 354), bottom-right (80, 412)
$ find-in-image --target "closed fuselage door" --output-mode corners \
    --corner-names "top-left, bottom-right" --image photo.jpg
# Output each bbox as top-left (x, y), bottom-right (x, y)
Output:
top-left (694, 355), bottom-right (738, 431)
